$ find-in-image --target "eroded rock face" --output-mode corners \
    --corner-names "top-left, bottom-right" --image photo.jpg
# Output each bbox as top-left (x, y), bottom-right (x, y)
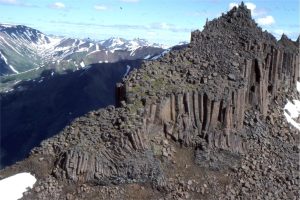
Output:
top-left (1, 3), bottom-right (299, 200)
top-left (117, 2), bottom-right (299, 156)
top-left (33, 106), bottom-right (164, 185)
top-left (32, 2), bottom-right (299, 186)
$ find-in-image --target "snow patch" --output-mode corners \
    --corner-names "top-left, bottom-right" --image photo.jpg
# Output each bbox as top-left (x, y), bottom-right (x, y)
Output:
top-left (110, 38), bottom-right (125, 47)
top-left (16, 67), bottom-right (38, 75)
top-left (144, 54), bottom-right (151, 59)
top-left (0, 51), bottom-right (8, 64)
top-left (78, 40), bottom-right (85, 46)
top-left (0, 35), bottom-right (23, 56)
top-left (9, 65), bottom-right (19, 74)
top-left (80, 61), bottom-right (85, 68)
top-left (124, 65), bottom-right (131, 76)
top-left (4, 89), bottom-right (14, 93)
top-left (285, 100), bottom-right (300, 119)
top-left (72, 39), bottom-right (77, 47)
top-left (23, 30), bottom-right (32, 41)
top-left (283, 82), bottom-right (300, 131)
top-left (151, 49), bottom-right (170, 60)
top-left (14, 80), bottom-right (21, 85)
top-left (0, 173), bottom-right (36, 200)
top-left (76, 47), bottom-right (89, 52)
top-left (284, 101), bottom-right (300, 131)
top-left (130, 49), bottom-right (137, 56)
top-left (110, 48), bottom-right (122, 53)
top-left (0, 24), bottom-right (14, 28)
top-left (86, 50), bottom-right (101, 56)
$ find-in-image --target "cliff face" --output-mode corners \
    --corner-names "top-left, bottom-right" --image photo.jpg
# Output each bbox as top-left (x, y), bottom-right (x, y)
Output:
top-left (51, 3), bottom-right (300, 185)
top-left (1, 3), bottom-right (299, 200)
top-left (117, 4), bottom-right (299, 155)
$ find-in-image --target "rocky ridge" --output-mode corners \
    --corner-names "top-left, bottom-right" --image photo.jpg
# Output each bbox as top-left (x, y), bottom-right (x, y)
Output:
top-left (0, 60), bottom-right (143, 168)
top-left (0, 3), bottom-right (299, 200)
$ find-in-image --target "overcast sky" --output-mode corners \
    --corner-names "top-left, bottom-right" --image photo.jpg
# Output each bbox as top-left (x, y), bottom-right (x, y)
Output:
top-left (0, 0), bottom-right (299, 45)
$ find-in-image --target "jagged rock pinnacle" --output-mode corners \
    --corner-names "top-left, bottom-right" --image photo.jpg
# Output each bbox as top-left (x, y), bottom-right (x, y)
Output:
top-left (281, 33), bottom-right (289, 40)
top-left (279, 33), bottom-right (298, 48)
top-left (0, 2), bottom-right (299, 200)
top-left (192, 2), bottom-right (278, 48)
top-left (228, 1), bottom-right (252, 19)
top-left (199, 2), bottom-right (257, 37)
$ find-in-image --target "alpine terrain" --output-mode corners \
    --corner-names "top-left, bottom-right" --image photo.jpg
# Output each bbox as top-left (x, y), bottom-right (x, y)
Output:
top-left (0, 24), bottom-right (167, 91)
top-left (0, 3), bottom-right (299, 200)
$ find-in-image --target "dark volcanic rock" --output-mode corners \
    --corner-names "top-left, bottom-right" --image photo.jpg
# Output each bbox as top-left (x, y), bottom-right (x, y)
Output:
top-left (0, 60), bottom-right (142, 168)
top-left (0, 3), bottom-right (299, 200)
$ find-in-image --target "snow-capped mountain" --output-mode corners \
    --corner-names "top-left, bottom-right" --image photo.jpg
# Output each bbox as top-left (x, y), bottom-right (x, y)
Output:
top-left (0, 24), bottom-right (166, 76)
top-left (99, 37), bottom-right (167, 52)
top-left (0, 24), bottom-right (58, 74)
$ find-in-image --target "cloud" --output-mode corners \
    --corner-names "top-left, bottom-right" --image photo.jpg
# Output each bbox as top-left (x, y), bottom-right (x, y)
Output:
top-left (252, 8), bottom-right (267, 17)
top-left (48, 20), bottom-right (190, 33)
top-left (0, 0), bottom-right (38, 7)
top-left (49, 20), bottom-right (148, 30)
top-left (120, 0), bottom-right (139, 3)
top-left (229, 2), bottom-right (255, 12)
top-left (273, 29), bottom-right (291, 36)
top-left (147, 31), bottom-right (157, 37)
top-left (228, 2), bottom-right (238, 10)
top-left (158, 22), bottom-right (171, 30)
top-left (189, 10), bottom-right (209, 17)
top-left (244, 2), bottom-right (256, 11)
top-left (148, 22), bottom-right (190, 32)
top-left (0, 0), bottom-right (17, 4)
top-left (94, 5), bottom-right (107, 11)
top-left (243, 2), bottom-right (267, 17)
top-left (49, 2), bottom-right (65, 9)
top-left (270, 29), bottom-right (299, 41)
top-left (229, 2), bottom-right (275, 26)
top-left (257, 15), bottom-right (275, 25)
top-left (148, 22), bottom-right (174, 30)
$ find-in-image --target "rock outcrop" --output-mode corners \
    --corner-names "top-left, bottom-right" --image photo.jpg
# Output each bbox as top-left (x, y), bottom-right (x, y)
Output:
top-left (0, 3), bottom-right (299, 200)
top-left (39, 2), bottom-right (298, 187)
top-left (116, 3), bottom-right (299, 156)
top-left (34, 106), bottom-right (163, 185)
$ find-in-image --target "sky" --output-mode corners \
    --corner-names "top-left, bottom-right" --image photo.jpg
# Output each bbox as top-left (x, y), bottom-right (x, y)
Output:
top-left (0, 0), bottom-right (299, 45)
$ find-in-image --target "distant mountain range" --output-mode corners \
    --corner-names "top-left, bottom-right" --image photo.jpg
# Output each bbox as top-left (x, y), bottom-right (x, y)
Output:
top-left (0, 24), bottom-right (177, 91)
top-left (0, 24), bottom-right (169, 75)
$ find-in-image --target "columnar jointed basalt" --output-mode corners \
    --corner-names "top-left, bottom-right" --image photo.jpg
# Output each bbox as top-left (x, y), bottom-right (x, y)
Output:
top-left (8, 3), bottom-right (298, 194)
top-left (117, 3), bottom-right (299, 154)
top-left (32, 106), bottom-right (164, 186)
top-left (46, 3), bottom-right (299, 186)
top-left (140, 89), bottom-right (247, 153)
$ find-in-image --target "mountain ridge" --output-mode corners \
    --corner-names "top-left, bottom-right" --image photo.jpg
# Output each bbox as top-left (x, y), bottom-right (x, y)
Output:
top-left (0, 24), bottom-right (168, 76)
top-left (0, 3), bottom-right (299, 200)
top-left (0, 59), bottom-right (144, 168)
